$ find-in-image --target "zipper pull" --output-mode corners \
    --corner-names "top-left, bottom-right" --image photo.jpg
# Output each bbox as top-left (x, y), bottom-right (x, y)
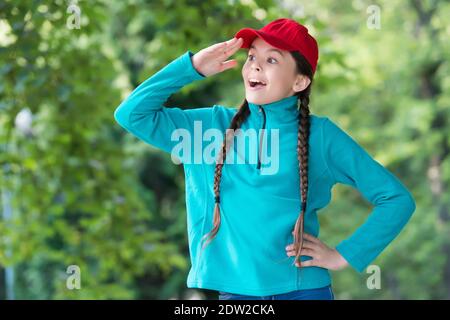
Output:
top-left (257, 105), bottom-right (266, 170)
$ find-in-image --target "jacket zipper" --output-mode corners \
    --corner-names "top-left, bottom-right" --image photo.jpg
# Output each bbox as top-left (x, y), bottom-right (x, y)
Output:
top-left (257, 105), bottom-right (266, 170)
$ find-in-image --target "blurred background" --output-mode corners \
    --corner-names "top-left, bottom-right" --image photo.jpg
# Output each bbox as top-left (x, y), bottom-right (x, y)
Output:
top-left (0, 0), bottom-right (449, 299)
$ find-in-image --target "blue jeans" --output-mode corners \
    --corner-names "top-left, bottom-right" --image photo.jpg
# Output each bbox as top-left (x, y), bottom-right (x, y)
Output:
top-left (218, 285), bottom-right (334, 300)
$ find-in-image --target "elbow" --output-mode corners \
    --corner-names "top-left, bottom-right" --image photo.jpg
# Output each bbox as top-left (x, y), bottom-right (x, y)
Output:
top-left (406, 192), bottom-right (416, 217)
top-left (113, 107), bottom-right (121, 124)
top-left (385, 185), bottom-right (417, 226)
top-left (400, 189), bottom-right (416, 222)
top-left (113, 104), bottom-right (129, 128)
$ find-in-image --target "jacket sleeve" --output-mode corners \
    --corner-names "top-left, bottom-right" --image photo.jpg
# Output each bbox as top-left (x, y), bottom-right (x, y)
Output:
top-left (113, 50), bottom-right (213, 157)
top-left (322, 117), bottom-right (416, 273)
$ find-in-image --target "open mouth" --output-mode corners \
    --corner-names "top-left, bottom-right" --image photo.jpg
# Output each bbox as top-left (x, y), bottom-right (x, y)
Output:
top-left (248, 79), bottom-right (267, 89)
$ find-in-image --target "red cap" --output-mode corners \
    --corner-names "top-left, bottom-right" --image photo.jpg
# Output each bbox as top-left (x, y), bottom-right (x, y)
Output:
top-left (235, 18), bottom-right (319, 74)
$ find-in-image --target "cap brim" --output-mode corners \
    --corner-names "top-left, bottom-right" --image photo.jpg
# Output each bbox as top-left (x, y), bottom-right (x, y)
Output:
top-left (234, 28), bottom-right (297, 52)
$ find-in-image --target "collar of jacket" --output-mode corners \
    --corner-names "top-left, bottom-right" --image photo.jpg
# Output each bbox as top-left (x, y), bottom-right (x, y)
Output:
top-left (247, 94), bottom-right (300, 125)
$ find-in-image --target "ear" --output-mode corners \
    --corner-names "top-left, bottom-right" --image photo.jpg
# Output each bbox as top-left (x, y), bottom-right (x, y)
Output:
top-left (293, 74), bottom-right (311, 93)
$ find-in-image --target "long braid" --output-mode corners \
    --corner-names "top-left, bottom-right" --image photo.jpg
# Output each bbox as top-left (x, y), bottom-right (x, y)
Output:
top-left (292, 90), bottom-right (311, 267)
top-left (201, 101), bottom-right (250, 249)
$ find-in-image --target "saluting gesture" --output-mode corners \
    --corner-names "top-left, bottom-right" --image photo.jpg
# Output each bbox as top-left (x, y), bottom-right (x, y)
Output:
top-left (191, 37), bottom-right (244, 77)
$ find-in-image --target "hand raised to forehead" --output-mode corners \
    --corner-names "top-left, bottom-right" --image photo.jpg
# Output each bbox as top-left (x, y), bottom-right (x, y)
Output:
top-left (191, 37), bottom-right (244, 77)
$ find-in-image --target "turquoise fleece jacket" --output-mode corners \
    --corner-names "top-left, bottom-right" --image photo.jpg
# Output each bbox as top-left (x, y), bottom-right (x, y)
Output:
top-left (114, 50), bottom-right (416, 296)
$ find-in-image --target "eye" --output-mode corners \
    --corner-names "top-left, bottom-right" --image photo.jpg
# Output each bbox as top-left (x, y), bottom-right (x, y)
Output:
top-left (247, 54), bottom-right (277, 64)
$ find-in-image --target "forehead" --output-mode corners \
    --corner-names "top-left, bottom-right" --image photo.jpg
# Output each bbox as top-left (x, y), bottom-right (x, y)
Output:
top-left (249, 37), bottom-right (285, 56)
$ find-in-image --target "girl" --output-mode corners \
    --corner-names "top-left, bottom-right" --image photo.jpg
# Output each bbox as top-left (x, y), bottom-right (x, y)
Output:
top-left (114, 18), bottom-right (416, 300)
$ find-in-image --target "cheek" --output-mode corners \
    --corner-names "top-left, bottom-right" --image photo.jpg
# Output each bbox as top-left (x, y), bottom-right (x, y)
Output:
top-left (268, 72), bottom-right (291, 88)
top-left (266, 72), bottom-right (281, 86)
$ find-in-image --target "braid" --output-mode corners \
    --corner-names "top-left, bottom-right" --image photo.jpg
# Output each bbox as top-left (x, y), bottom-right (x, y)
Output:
top-left (201, 101), bottom-right (250, 249)
top-left (292, 90), bottom-right (311, 267)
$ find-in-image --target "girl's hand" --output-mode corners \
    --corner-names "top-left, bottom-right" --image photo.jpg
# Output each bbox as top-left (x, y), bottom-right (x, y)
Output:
top-left (285, 233), bottom-right (349, 271)
top-left (191, 37), bottom-right (244, 77)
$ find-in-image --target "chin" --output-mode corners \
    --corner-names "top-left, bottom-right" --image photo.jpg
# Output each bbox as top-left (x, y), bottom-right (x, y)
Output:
top-left (246, 96), bottom-right (271, 105)
top-left (245, 92), bottom-right (266, 103)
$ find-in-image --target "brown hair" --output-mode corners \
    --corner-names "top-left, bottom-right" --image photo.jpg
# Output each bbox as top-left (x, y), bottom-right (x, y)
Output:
top-left (200, 50), bottom-right (314, 268)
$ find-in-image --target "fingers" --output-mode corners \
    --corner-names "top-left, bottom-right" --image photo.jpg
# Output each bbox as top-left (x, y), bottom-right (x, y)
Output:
top-left (222, 37), bottom-right (243, 56)
top-left (218, 38), bottom-right (243, 71)
top-left (209, 39), bottom-right (232, 52)
top-left (225, 37), bottom-right (239, 46)
top-left (212, 37), bottom-right (239, 52)
top-left (285, 241), bottom-right (315, 251)
top-left (224, 37), bottom-right (242, 47)
top-left (220, 59), bottom-right (238, 71)
top-left (286, 241), bottom-right (316, 257)
top-left (286, 247), bottom-right (314, 257)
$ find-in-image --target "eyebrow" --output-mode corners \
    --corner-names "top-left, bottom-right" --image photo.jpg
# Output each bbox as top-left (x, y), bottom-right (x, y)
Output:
top-left (249, 45), bottom-right (284, 57)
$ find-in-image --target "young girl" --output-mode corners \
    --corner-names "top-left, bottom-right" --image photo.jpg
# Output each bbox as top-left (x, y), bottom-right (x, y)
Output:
top-left (114, 18), bottom-right (416, 300)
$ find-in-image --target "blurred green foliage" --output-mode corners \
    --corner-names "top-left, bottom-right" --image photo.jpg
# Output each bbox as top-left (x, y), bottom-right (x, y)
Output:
top-left (0, 0), bottom-right (449, 299)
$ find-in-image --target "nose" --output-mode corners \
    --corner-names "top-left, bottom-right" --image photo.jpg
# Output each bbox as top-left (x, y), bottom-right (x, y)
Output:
top-left (249, 59), bottom-right (261, 72)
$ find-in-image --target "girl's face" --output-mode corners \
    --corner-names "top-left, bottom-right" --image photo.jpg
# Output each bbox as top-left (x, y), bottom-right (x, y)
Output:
top-left (242, 37), bottom-right (310, 105)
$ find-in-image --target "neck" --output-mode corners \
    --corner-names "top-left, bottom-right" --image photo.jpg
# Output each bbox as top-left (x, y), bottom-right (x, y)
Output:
top-left (248, 95), bottom-right (300, 125)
